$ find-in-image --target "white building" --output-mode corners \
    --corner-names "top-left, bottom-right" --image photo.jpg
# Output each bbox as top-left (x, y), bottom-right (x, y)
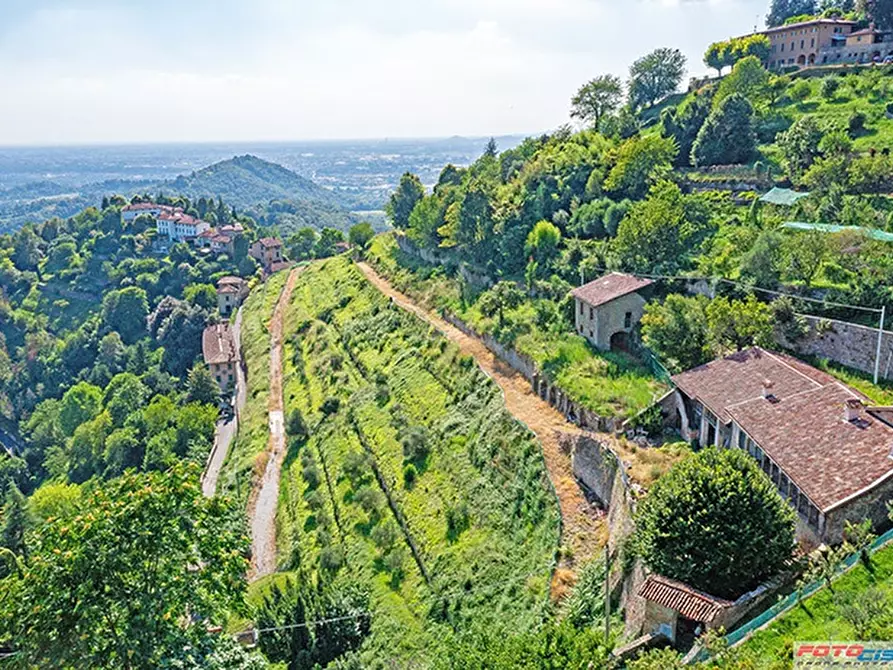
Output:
top-left (157, 210), bottom-right (211, 243)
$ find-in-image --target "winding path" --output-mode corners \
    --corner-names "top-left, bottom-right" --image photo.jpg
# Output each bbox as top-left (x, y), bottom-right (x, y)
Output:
top-left (355, 262), bottom-right (603, 595)
top-left (250, 268), bottom-right (301, 580)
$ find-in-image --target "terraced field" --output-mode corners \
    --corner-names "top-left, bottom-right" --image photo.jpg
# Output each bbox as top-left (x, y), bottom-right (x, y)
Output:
top-left (272, 257), bottom-right (561, 663)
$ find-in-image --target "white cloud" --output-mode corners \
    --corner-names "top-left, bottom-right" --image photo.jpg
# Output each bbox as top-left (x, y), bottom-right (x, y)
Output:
top-left (0, 0), bottom-right (767, 144)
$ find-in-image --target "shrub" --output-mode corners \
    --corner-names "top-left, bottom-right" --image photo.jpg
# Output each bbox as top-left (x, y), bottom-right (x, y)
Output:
top-left (635, 448), bottom-right (795, 599)
top-left (320, 397), bottom-right (341, 416)
top-left (400, 426), bottom-right (430, 464)
top-left (286, 409), bottom-right (308, 441)
top-left (402, 463), bottom-right (417, 489)
top-left (445, 503), bottom-right (470, 542)
top-left (790, 80), bottom-right (811, 103)
top-left (820, 77), bottom-right (840, 99)
top-left (848, 111), bottom-right (867, 136)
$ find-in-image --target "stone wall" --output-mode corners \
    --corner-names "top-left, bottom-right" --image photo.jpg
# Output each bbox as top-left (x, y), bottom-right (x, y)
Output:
top-left (825, 471), bottom-right (893, 545)
top-left (780, 314), bottom-right (893, 382)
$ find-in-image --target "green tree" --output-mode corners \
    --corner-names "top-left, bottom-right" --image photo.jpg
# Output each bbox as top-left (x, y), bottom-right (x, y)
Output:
top-left (104, 372), bottom-right (149, 428)
top-left (187, 365), bottom-right (221, 405)
top-left (740, 230), bottom-right (784, 288)
top-left (0, 463), bottom-right (249, 669)
top-left (59, 381), bottom-right (103, 436)
top-left (635, 448), bottom-right (795, 599)
top-left (12, 227), bottom-right (41, 272)
top-left (704, 41), bottom-right (728, 76)
top-left (525, 220), bottom-right (562, 276)
top-left (101, 287), bottom-right (149, 345)
top-left (406, 195), bottom-right (443, 247)
top-left (706, 295), bottom-right (774, 353)
top-left (692, 94), bottom-right (757, 167)
top-left (68, 411), bottom-right (112, 483)
top-left (778, 115), bottom-right (825, 180)
top-left (45, 240), bottom-right (79, 274)
top-left (604, 135), bottom-right (677, 200)
top-left (184, 283), bottom-right (217, 311)
top-left (386, 173), bottom-right (425, 230)
top-left (613, 181), bottom-right (713, 274)
top-left (715, 56), bottom-right (771, 108)
top-left (660, 93), bottom-right (713, 168)
top-left (1, 483), bottom-right (29, 567)
top-left (768, 0), bottom-right (818, 26)
top-left (570, 75), bottom-right (624, 130)
top-left (98, 331), bottom-right (126, 371)
top-left (156, 301), bottom-right (209, 378)
top-left (103, 427), bottom-right (143, 477)
top-left (348, 222), bottom-right (375, 250)
top-left (628, 47), bottom-right (687, 109)
top-left (478, 281), bottom-right (525, 328)
top-left (783, 229), bottom-right (828, 286)
top-left (287, 227), bottom-right (319, 261)
top-left (641, 294), bottom-right (711, 372)
top-left (315, 227), bottom-right (345, 258)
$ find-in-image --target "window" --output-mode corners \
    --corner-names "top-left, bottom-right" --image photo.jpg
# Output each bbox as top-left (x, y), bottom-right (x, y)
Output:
top-left (624, 312), bottom-right (632, 329)
top-left (800, 40), bottom-right (805, 49)
top-left (579, 301), bottom-right (584, 315)
top-left (811, 38), bottom-right (815, 47)
top-left (738, 430), bottom-right (746, 449)
top-left (781, 43), bottom-right (785, 52)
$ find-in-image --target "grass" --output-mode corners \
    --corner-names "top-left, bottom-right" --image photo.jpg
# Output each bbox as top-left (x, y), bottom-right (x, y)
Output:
top-left (217, 269), bottom-right (289, 510)
top-left (366, 233), bottom-right (666, 420)
top-left (801, 354), bottom-right (893, 406)
top-left (271, 256), bottom-right (561, 665)
top-left (738, 541), bottom-right (893, 667)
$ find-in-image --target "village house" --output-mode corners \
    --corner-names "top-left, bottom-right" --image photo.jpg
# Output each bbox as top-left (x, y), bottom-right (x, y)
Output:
top-left (216, 276), bottom-right (249, 316)
top-left (571, 272), bottom-right (653, 352)
top-left (157, 209), bottom-right (210, 243)
top-left (194, 223), bottom-right (245, 254)
top-left (671, 347), bottom-right (893, 546)
top-left (202, 323), bottom-right (238, 393)
top-left (121, 202), bottom-right (172, 222)
top-left (249, 237), bottom-right (284, 272)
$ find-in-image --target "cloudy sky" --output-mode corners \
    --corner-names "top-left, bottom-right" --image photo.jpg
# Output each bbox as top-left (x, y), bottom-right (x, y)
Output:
top-left (0, 0), bottom-right (768, 145)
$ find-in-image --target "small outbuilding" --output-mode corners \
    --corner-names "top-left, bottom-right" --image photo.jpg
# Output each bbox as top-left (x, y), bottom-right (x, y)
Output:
top-left (638, 574), bottom-right (733, 648)
top-left (571, 272), bottom-right (653, 352)
top-left (216, 276), bottom-right (249, 316)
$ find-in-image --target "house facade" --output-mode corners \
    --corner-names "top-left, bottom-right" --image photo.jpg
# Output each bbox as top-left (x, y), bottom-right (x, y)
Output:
top-left (122, 202), bottom-right (169, 222)
top-left (202, 323), bottom-right (238, 393)
top-left (157, 210), bottom-right (210, 243)
top-left (249, 237), bottom-right (284, 272)
top-left (761, 18), bottom-right (857, 69)
top-left (216, 276), bottom-right (249, 316)
top-left (571, 273), bottom-right (653, 352)
top-left (672, 347), bottom-right (893, 546)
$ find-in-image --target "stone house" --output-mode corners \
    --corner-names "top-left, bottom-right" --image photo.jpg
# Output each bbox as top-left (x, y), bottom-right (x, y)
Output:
top-left (671, 347), bottom-right (893, 546)
top-left (202, 323), bottom-right (238, 393)
top-left (249, 237), bottom-right (284, 272)
top-left (216, 276), bottom-right (249, 316)
top-left (571, 272), bottom-right (653, 352)
top-left (638, 574), bottom-right (733, 647)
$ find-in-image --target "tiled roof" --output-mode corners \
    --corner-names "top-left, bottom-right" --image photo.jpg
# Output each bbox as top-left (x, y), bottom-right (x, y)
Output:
top-left (570, 272), bottom-right (653, 308)
top-left (257, 237), bottom-right (282, 248)
top-left (638, 574), bottom-right (732, 623)
top-left (202, 324), bottom-right (237, 365)
top-left (728, 383), bottom-right (893, 512)
top-left (763, 18), bottom-right (855, 33)
top-left (217, 276), bottom-right (244, 287)
top-left (672, 347), bottom-right (836, 423)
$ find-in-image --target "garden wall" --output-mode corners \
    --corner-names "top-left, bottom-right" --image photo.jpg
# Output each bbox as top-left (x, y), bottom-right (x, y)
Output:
top-left (780, 314), bottom-right (893, 382)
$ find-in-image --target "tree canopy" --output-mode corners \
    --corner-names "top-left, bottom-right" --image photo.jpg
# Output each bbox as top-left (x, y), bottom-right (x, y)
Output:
top-left (628, 48), bottom-right (687, 109)
top-left (570, 75), bottom-right (624, 130)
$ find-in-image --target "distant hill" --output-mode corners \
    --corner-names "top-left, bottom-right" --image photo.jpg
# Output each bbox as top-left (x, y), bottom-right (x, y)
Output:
top-left (162, 155), bottom-right (343, 209)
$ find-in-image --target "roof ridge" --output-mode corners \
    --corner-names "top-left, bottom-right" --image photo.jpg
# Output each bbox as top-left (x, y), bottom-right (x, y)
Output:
top-left (759, 348), bottom-right (824, 389)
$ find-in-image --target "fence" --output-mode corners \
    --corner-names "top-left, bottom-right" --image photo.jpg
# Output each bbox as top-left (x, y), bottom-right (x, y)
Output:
top-left (689, 526), bottom-right (893, 664)
top-left (639, 346), bottom-right (674, 386)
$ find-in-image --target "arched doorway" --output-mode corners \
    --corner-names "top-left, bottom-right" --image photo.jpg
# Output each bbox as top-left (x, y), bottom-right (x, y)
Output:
top-left (610, 331), bottom-right (632, 353)
top-left (797, 54), bottom-right (807, 67)
top-left (808, 53), bottom-right (816, 65)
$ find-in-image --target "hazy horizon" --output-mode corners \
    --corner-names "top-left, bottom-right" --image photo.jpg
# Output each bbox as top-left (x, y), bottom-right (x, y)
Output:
top-left (0, 0), bottom-right (768, 146)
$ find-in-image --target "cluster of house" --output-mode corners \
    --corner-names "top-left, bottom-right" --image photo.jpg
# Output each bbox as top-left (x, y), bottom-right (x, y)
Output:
top-left (752, 17), bottom-right (893, 69)
top-left (574, 272), bottom-right (893, 647)
top-left (201, 276), bottom-right (250, 395)
top-left (573, 273), bottom-right (893, 547)
top-left (121, 201), bottom-right (286, 273)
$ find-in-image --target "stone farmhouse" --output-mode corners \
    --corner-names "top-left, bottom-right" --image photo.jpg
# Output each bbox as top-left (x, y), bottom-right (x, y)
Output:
top-left (202, 323), bottom-right (238, 393)
top-left (216, 276), bottom-right (249, 316)
top-left (249, 237), bottom-right (284, 273)
top-left (121, 202), bottom-right (210, 243)
top-left (195, 223), bottom-right (245, 255)
top-left (671, 347), bottom-right (893, 546)
top-left (571, 272), bottom-right (653, 352)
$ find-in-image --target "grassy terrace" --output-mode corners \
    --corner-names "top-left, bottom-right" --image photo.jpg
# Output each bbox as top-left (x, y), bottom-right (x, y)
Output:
top-left (366, 233), bottom-right (666, 421)
top-left (218, 270), bottom-right (289, 510)
top-left (272, 256), bottom-right (560, 663)
top-left (739, 542), bottom-right (893, 667)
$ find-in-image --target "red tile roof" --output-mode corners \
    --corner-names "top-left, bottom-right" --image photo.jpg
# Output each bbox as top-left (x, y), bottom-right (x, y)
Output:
top-left (639, 574), bottom-right (732, 623)
top-left (202, 324), bottom-right (237, 365)
top-left (672, 348), bottom-right (837, 423)
top-left (257, 237), bottom-right (282, 248)
top-left (571, 272), bottom-right (653, 308)
top-left (763, 18), bottom-right (855, 33)
top-left (728, 383), bottom-right (893, 512)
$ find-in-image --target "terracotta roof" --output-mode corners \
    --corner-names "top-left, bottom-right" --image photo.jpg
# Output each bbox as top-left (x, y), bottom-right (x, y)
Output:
top-left (571, 272), bottom-right (653, 308)
top-left (198, 228), bottom-right (218, 239)
top-left (728, 383), bottom-right (893, 512)
top-left (202, 324), bottom-right (237, 365)
top-left (639, 574), bottom-right (732, 623)
top-left (763, 18), bottom-right (855, 33)
top-left (672, 347), bottom-right (836, 423)
top-left (257, 237), bottom-right (282, 248)
top-left (217, 276), bottom-right (244, 287)
top-left (211, 235), bottom-right (232, 244)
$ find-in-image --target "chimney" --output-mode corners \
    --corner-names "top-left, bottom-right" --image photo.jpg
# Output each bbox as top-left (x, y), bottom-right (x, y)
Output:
top-left (845, 398), bottom-right (864, 423)
top-left (762, 379), bottom-right (775, 400)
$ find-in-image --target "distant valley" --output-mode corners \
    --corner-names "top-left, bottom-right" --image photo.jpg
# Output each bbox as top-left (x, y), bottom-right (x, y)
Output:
top-left (0, 136), bottom-right (525, 233)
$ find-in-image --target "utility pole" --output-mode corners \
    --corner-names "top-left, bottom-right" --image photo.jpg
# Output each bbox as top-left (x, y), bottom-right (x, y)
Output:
top-left (875, 305), bottom-right (887, 385)
top-left (580, 267), bottom-right (585, 288)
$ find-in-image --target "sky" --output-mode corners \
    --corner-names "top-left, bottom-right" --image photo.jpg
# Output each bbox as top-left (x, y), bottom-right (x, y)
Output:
top-left (0, 0), bottom-right (769, 145)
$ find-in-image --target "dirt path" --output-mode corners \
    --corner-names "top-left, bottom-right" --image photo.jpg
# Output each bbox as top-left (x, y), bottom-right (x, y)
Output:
top-left (250, 268), bottom-right (301, 580)
top-left (356, 262), bottom-right (603, 595)
top-left (202, 307), bottom-right (245, 498)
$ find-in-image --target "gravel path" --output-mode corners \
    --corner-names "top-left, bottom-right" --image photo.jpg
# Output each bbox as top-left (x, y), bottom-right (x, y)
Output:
top-left (356, 262), bottom-right (603, 595)
top-left (250, 268), bottom-right (300, 580)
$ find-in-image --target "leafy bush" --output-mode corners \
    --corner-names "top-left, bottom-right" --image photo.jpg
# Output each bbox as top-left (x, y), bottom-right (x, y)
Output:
top-left (402, 463), bottom-right (417, 489)
top-left (848, 110), bottom-right (867, 136)
top-left (635, 448), bottom-right (795, 599)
